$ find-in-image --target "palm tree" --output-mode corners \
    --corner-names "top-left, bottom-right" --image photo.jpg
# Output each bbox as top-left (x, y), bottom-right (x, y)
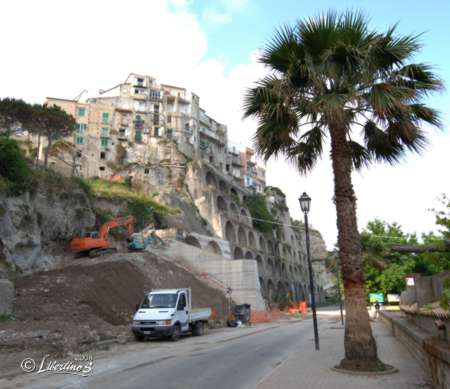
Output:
top-left (243, 11), bottom-right (442, 370)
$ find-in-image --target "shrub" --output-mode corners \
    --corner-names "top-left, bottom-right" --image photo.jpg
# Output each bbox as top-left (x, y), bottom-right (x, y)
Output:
top-left (244, 194), bottom-right (275, 234)
top-left (0, 137), bottom-right (31, 194)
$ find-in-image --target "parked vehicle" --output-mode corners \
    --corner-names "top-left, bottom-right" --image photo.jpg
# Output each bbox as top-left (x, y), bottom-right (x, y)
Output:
top-left (132, 288), bottom-right (211, 341)
top-left (70, 216), bottom-right (134, 257)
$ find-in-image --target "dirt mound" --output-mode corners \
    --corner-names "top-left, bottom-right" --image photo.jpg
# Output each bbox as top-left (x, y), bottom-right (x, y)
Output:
top-left (0, 251), bottom-right (229, 374)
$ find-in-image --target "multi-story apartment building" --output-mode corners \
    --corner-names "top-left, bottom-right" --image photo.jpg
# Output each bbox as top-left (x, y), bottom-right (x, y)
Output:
top-left (44, 73), bottom-right (328, 305)
top-left (239, 147), bottom-right (266, 193)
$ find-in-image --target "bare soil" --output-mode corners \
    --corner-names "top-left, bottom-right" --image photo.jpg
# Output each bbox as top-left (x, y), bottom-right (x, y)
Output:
top-left (0, 251), bottom-right (229, 377)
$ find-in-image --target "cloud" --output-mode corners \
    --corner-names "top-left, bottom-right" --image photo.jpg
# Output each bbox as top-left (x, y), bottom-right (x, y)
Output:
top-left (202, 0), bottom-right (249, 26)
top-left (1, 0), bottom-right (448, 250)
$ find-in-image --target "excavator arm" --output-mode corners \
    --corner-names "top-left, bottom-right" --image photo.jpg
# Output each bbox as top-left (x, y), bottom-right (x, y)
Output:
top-left (98, 216), bottom-right (134, 239)
top-left (70, 216), bottom-right (134, 257)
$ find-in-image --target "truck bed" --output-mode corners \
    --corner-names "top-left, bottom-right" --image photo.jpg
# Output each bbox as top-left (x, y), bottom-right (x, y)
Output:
top-left (190, 308), bottom-right (211, 322)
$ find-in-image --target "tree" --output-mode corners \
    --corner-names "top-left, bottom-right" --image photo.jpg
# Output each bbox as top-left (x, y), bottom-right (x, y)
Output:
top-left (0, 137), bottom-right (32, 194)
top-left (40, 105), bottom-right (76, 168)
top-left (0, 98), bottom-right (34, 137)
top-left (361, 220), bottom-right (417, 294)
top-left (48, 139), bottom-right (81, 176)
top-left (243, 11), bottom-right (442, 370)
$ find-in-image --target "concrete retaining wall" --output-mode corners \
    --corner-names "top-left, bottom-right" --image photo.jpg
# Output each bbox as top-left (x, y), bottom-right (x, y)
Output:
top-left (381, 311), bottom-right (450, 388)
top-left (150, 240), bottom-right (266, 310)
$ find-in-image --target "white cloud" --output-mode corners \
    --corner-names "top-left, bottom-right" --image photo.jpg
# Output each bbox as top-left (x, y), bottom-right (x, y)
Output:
top-left (202, 0), bottom-right (249, 26)
top-left (1, 0), bottom-right (448, 250)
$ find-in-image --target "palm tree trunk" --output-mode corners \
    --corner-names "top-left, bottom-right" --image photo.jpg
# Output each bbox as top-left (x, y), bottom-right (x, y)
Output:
top-left (329, 123), bottom-right (381, 371)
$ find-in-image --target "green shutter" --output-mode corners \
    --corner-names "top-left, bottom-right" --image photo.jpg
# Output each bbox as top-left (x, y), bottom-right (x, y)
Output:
top-left (102, 112), bottom-right (109, 124)
top-left (78, 107), bottom-right (86, 117)
top-left (75, 136), bottom-right (84, 145)
top-left (101, 138), bottom-right (108, 147)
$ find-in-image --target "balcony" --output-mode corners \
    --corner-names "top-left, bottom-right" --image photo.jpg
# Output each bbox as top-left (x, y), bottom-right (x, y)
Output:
top-left (199, 127), bottom-right (225, 144)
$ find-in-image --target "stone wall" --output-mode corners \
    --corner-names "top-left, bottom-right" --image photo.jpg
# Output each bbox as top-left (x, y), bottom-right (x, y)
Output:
top-left (149, 240), bottom-right (266, 310)
top-left (381, 311), bottom-right (450, 389)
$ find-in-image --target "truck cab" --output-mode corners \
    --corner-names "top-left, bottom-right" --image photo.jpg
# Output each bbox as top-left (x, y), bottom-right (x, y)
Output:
top-left (132, 288), bottom-right (211, 341)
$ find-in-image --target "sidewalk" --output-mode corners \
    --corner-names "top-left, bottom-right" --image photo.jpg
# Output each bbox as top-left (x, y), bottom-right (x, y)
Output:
top-left (257, 316), bottom-right (431, 389)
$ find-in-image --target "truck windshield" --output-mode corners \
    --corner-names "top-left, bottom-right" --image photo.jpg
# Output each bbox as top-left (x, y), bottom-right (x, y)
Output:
top-left (140, 294), bottom-right (178, 309)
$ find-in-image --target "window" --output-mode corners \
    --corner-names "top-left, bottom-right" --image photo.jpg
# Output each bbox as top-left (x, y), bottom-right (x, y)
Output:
top-left (177, 294), bottom-right (186, 311)
top-left (144, 168), bottom-right (149, 174)
top-left (135, 130), bottom-right (142, 144)
top-left (136, 78), bottom-right (144, 86)
top-left (154, 127), bottom-right (159, 137)
top-left (153, 114), bottom-right (159, 125)
top-left (78, 107), bottom-right (86, 117)
top-left (75, 135), bottom-right (84, 145)
top-left (100, 152), bottom-right (106, 159)
top-left (102, 112), bottom-right (109, 124)
top-left (99, 166), bottom-right (105, 171)
top-left (166, 128), bottom-right (173, 138)
top-left (134, 88), bottom-right (140, 95)
top-left (101, 138), bottom-right (108, 147)
top-left (77, 123), bottom-right (87, 132)
top-left (101, 127), bottom-right (108, 136)
top-left (167, 115), bottom-right (172, 124)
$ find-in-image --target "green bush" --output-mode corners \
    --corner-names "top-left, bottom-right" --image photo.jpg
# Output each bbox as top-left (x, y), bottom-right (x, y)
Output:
top-left (244, 194), bottom-right (275, 234)
top-left (0, 137), bottom-right (31, 194)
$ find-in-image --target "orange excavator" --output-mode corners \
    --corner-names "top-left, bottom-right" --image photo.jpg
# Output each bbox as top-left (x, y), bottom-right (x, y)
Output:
top-left (70, 216), bottom-right (134, 257)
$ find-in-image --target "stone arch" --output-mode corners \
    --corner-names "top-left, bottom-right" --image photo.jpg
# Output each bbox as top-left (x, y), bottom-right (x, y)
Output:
top-left (225, 221), bottom-right (235, 243)
top-left (245, 251), bottom-right (253, 259)
top-left (259, 277), bottom-right (267, 298)
top-left (185, 235), bottom-right (201, 248)
top-left (205, 171), bottom-right (217, 188)
top-left (206, 240), bottom-right (222, 256)
top-left (234, 247), bottom-right (244, 259)
top-left (230, 202), bottom-right (238, 214)
top-left (267, 279), bottom-right (274, 300)
top-left (219, 180), bottom-right (227, 193)
top-left (240, 208), bottom-right (248, 217)
top-left (217, 196), bottom-right (227, 212)
top-left (267, 240), bottom-right (274, 256)
top-left (259, 236), bottom-right (266, 252)
top-left (230, 187), bottom-right (238, 199)
top-left (256, 254), bottom-right (264, 275)
top-left (248, 231), bottom-right (256, 249)
top-left (238, 226), bottom-right (247, 247)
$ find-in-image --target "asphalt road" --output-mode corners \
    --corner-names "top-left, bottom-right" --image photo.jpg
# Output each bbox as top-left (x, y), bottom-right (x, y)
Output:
top-left (2, 319), bottom-right (320, 389)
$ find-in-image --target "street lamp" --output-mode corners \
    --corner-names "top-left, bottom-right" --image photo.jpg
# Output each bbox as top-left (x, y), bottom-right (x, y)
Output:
top-left (299, 192), bottom-right (319, 351)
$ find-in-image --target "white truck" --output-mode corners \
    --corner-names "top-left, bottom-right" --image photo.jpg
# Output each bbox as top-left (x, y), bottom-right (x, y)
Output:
top-left (132, 288), bottom-right (211, 341)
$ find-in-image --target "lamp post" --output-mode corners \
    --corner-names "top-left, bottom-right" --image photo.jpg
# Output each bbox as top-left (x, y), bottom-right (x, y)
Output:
top-left (299, 192), bottom-right (320, 351)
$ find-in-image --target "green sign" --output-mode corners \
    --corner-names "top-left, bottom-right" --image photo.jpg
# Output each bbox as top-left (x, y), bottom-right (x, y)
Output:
top-left (368, 293), bottom-right (384, 303)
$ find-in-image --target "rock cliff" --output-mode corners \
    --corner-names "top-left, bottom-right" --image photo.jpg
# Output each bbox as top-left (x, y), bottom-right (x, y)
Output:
top-left (0, 177), bottom-right (95, 275)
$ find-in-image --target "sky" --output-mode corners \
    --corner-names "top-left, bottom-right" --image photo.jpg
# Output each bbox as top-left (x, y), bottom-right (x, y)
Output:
top-left (1, 0), bottom-right (449, 248)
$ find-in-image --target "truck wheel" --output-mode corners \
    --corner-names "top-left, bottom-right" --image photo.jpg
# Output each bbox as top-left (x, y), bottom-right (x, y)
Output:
top-left (134, 333), bottom-right (145, 342)
top-left (171, 325), bottom-right (181, 341)
top-left (192, 322), bottom-right (204, 336)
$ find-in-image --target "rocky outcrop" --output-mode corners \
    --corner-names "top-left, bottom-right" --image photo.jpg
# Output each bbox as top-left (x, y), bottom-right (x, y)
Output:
top-left (0, 184), bottom-right (95, 274)
top-left (0, 279), bottom-right (14, 316)
top-left (309, 229), bottom-right (328, 260)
